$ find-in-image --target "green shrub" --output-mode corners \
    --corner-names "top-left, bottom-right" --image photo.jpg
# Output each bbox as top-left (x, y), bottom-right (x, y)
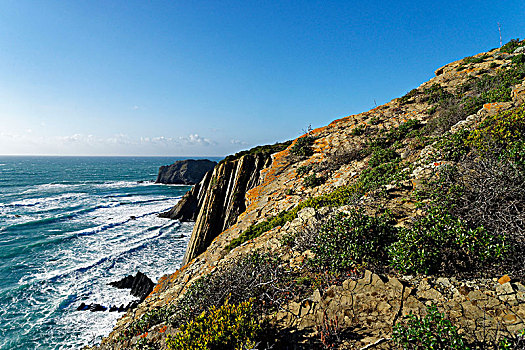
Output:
top-left (297, 164), bottom-right (313, 176)
top-left (423, 83), bottom-right (453, 104)
top-left (304, 174), bottom-right (324, 188)
top-left (311, 211), bottom-right (397, 272)
top-left (462, 54), bottom-right (489, 64)
top-left (468, 104), bottom-right (525, 164)
top-left (435, 129), bottom-right (470, 161)
top-left (359, 160), bottom-right (406, 194)
top-left (166, 300), bottom-right (261, 350)
top-left (512, 53), bottom-right (525, 65)
top-left (392, 304), bottom-right (470, 350)
top-left (123, 305), bottom-right (171, 339)
top-left (500, 38), bottom-right (524, 53)
top-left (290, 135), bottom-right (317, 157)
top-left (479, 86), bottom-right (512, 103)
top-left (226, 208), bottom-right (301, 251)
top-left (368, 147), bottom-right (399, 168)
top-left (379, 119), bottom-right (422, 146)
top-left (370, 116), bottom-right (381, 125)
top-left (389, 207), bottom-right (506, 275)
top-left (399, 88), bottom-right (419, 104)
top-left (351, 124), bottom-right (367, 136)
top-left (220, 141), bottom-right (291, 165)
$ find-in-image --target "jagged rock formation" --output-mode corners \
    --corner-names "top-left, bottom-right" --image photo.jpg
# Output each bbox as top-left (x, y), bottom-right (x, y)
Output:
top-left (158, 172), bottom-right (211, 222)
top-left (155, 159), bottom-right (216, 185)
top-left (89, 42), bottom-right (525, 350)
top-left (109, 272), bottom-right (155, 301)
top-left (182, 153), bottom-right (272, 264)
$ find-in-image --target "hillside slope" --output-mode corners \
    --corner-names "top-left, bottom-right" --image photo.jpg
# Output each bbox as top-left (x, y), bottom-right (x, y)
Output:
top-left (91, 40), bottom-right (525, 349)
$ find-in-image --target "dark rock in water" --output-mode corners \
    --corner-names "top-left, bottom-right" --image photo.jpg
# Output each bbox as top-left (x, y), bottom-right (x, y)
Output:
top-left (155, 159), bottom-right (217, 185)
top-left (109, 271), bottom-right (155, 301)
top-left (89, 304), bottom-right (107, 312)
top-left (109, 274), bottom-right (135, 289)
top-left (76, 302), bottom-right (89, 311)
top-left (77, 272), bottom-right (155, 313)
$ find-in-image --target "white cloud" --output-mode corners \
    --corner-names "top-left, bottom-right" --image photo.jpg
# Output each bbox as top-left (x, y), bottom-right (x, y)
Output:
top-left (179, 133), bottom-right (214, 146)
top-left (0, 131), bottom-right (219, 155)
top-left (230, 139), bottom-right (248, 146)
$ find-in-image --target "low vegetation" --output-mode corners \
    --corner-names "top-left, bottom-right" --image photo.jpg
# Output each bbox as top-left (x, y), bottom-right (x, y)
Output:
top-left (219, 140), bottom-right (292, 164)
top-left (165, 300), bottom-right (261, 350)
top-left (389, 206), bottom-right (506, 275)
top-left (393, 304), bottom-right (469, 349)
top-left (500, 38), bottom-right (525, 53)
top-left (311, 211), bottom-right (397, 272)
top-left (289, 134), bottom-right (317, 157)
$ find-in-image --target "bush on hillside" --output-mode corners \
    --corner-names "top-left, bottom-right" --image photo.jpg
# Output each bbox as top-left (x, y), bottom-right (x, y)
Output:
top-left (389, 207), bottom-right (506, 275)
top-left (290, 135), bottom-right (317, 157)
top-left (304, 173), bottom-right (324, 188)
top-left (124, 252), bottom-right (295, 339)
top-left (220, 140), bottom-right (292, 165)
top-left (500, 38), bottom-right (524, 53)
top-left (368, 147), bottom-right (399, 168)
top-left (166, 300), bottom-right (261, 350)
top-left (311, 211), bottom-right (397, 272)
top-left (393, 304), bottom-right (470, 350)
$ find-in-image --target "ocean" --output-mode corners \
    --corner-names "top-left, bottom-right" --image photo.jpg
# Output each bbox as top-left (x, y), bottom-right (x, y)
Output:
top-left (0, 156), bottom-right (216, 349)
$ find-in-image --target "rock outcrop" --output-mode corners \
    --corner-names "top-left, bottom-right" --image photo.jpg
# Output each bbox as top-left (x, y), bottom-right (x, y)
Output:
top-left (182, 153), bottom-right (272, 264)
top-left (88, 42), bottom-right (525, 350)
top-left (109, 271), bottom-right (155, 301)
top-left (158, 173), bottom-right (209, 222)
top-left (155, 159), bottom-right (216, 185)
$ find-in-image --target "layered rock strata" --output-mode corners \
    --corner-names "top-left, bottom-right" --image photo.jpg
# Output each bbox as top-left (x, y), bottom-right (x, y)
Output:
top-left (181, 153), bottom-right (272, 264)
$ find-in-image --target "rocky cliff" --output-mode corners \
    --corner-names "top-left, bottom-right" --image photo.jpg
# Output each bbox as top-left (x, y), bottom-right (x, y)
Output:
top-left (181, 152), bottom-right (272, 264)
top-left (158, 172), bottom-right (211, 222)
top-left (155, 159), bottom-right (216, 185)
top-left (90, 40), bottom-right (525, 350)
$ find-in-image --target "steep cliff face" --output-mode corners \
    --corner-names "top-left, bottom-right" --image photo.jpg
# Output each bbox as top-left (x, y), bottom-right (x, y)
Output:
top-left (158, 171), bottom-right (211, 222)
top-left (175, 153), bottom-right (272, 264)
top-left (182, 153), bottom-right (272, 264)
top-left (155, 159), bottom-right (216, 185)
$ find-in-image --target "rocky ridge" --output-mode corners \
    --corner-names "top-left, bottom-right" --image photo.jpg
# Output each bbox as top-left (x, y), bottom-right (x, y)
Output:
top-left (90, 42), bottom-right (525, 349)
top-left (155, 159), bottom-right (216, 185)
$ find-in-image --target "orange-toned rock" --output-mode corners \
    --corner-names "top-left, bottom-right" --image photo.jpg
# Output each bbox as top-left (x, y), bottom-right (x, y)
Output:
top-left (498, 275), bottom-right (511, 285)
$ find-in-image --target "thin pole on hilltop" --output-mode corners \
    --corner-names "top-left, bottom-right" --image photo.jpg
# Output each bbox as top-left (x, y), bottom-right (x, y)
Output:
top-left (498, 22), bottom-right (502, 47)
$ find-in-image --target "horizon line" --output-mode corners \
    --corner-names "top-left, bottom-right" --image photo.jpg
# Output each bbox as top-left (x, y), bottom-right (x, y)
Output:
top-left (0, 154), bottom-right (225, 158)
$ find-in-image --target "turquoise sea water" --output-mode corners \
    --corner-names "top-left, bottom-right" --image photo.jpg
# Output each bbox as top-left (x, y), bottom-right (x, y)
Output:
top-left (0, 156), bottom-right (216, 349)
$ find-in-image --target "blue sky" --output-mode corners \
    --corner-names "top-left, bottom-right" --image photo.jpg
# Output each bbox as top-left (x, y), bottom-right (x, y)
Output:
top-left (0, 1), bottom-right (523, 156)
